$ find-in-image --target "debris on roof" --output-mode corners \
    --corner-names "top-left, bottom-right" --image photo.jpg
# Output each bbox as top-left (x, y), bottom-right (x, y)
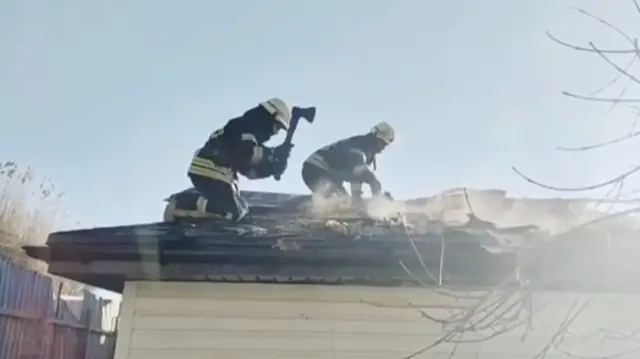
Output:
top-left (22, 189), bottom-right (640, 293)
top-left (403, 187), bottom-right (640, 235)
top-left (38, 188), bottom-right (640, 255)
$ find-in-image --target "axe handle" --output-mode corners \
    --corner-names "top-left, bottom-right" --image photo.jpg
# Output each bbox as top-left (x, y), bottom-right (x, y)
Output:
top-left (274, 115), bottom-right (301, 181)
top-left (283, 115), bottom-right (301, 146)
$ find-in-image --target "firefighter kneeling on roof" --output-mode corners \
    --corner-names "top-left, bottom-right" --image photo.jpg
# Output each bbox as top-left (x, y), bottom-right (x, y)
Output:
top-left (302, 122), bottom-right (395, 209)
top-left (165, 98), bottom-right (294, 222)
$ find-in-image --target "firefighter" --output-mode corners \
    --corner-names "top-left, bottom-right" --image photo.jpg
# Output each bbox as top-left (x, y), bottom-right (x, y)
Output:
top-left (302, 122), bottom-right (395, 209)
top-left (165, 98), bottom-right (293, 222)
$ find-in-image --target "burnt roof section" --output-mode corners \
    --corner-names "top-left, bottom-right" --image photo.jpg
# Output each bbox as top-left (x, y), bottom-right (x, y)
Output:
top-left (24, 190), bottom-right (640, 293)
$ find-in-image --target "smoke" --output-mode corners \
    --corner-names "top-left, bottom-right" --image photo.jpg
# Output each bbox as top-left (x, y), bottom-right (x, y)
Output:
top-left (301, 185), bottom-right (638, 236)
top-left (365, 196), bottom-right (406, 220)
top-left (400, 188), bottom-right (638, 235)
top-left (303, 192), bottom-right (406, 222)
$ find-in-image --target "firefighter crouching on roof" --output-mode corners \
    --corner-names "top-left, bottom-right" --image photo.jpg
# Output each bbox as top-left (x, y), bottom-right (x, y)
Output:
top-left (164, 98), bottom-right (293, 222)
top-left (301, 122), bottom-right (395, 209)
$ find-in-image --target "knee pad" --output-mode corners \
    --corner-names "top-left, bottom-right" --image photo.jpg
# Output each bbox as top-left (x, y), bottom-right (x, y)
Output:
top-left (163, 192), bottom-right (226, 221)
top-left (163, 198), bottom-right (177, 222)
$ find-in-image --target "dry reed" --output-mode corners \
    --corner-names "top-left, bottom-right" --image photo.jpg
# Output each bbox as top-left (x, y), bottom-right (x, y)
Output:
top-left (0, 161), bottom-right (69, 270)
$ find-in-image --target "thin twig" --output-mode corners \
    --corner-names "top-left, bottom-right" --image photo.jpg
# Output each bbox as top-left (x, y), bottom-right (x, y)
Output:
top-left (512, 166), bottom-right (640, 192)
top-left (556, 129), bottom-right (640, 151)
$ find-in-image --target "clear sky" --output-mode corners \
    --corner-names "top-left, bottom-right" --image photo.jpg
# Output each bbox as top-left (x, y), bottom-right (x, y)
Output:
top-left (2, 0), bottom-right (640, 228)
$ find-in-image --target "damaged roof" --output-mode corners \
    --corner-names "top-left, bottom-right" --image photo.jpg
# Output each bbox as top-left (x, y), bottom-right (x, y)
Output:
top-left (24, 189), bottom-right (640, 293)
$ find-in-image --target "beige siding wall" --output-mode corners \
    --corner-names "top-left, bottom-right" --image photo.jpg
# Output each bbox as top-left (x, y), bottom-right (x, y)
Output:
top-left (114, 281), bottom-right (640, 359)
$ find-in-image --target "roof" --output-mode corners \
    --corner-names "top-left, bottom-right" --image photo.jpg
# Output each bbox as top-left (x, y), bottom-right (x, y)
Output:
top-left (24, 189), bottom-right (640, 294)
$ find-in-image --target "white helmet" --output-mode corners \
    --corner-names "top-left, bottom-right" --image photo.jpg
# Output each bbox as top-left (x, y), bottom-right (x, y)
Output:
top-left (259, 98), bottom-right (291, 130)
top-left (370, 122), bottom-right (395, 144)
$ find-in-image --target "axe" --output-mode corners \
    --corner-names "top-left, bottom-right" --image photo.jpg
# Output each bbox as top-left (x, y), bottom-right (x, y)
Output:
top-left (274, 106), bottom-right (316, 181)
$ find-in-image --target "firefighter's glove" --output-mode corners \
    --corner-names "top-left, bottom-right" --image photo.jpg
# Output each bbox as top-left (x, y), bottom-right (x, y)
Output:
top-left (272, 157), bottom-right (288, 178)
top-left (274, 143), bottom-right (294, 159)
top-left (271, 144), bottom-right (292, 178)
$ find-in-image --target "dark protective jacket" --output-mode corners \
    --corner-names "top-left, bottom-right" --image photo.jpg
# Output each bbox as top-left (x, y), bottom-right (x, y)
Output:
top-left (188, 112), bottom-right (279, 185)
top-left (304, 135), bottom-right (381, 197)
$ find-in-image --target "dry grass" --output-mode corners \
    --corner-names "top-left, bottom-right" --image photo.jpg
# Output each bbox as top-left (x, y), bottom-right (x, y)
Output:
top-left (0, 161), bottom-right (84, 293)
top-left (0, 160), bottom-right (67, 252)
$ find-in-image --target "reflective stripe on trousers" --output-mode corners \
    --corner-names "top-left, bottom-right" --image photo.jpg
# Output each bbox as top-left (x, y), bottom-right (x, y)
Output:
top-left (188, 155), bottom-right (235, 184)
top-left (178, 150), bottom-right (248, 221)
top-left (165, 183), bottom-right (247, 221)
top-left (163, 197), bottom-right (226, 221)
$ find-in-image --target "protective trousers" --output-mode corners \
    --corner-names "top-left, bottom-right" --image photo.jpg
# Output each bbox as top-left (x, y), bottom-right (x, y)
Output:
top-left (190, 173), bottom-right (248, 221)
top-left (301, 162), bottom-right (348, 199)
top-left (164, 175), bottom-right (249, 222)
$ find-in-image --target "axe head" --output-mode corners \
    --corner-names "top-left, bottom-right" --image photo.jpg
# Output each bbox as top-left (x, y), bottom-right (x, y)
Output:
top-left (292, 106), bottom-right (317, 123)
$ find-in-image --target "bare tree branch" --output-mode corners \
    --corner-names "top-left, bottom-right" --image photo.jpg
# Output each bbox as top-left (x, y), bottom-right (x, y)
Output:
top-left (562, 91), bottom-right (640, 103)
top-left (590, 42), bottom-right (640, 86)
top-left (556, 129), bottom-right (640, 151)
top-left (546, 31), bottom-right (636, 54)
top-left (363, 4), bottom-right (640, 359)
top-left (512, 165), bottom-right (640, 192)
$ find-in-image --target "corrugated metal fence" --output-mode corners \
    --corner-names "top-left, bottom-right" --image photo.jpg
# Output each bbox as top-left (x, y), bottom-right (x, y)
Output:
top-left (0, 258), bottom-right (118, 359)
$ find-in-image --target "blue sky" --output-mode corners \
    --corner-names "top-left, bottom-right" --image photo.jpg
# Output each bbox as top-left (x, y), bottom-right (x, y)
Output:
top-left (2, 0), bottom-right (640, 228)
